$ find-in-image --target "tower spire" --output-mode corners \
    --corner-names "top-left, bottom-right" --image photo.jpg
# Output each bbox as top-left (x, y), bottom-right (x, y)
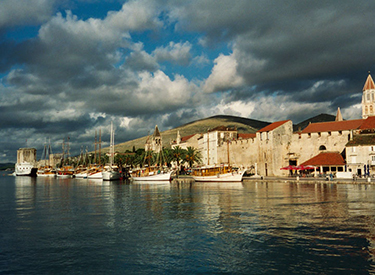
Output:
top-left (335, 107), bottom-right (343, 121)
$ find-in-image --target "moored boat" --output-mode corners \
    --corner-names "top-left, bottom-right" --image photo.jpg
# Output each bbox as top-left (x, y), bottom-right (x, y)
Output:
top-left (37, 166), bottom-right (56, 177)
top-left (191, 164), bottom-right (245, 182)
top-left (130, 167), bottom-right (172, 182)
top-left (102, 122), bottom-right (122, 181)
top-left (15, 148), bottom-right (37, 176)
top-left (15, 162), bottom-right (37, 176)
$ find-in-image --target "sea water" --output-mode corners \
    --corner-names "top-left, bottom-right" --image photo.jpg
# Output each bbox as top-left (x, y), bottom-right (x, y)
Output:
top-left (1, 175), bottom-right (375, 274)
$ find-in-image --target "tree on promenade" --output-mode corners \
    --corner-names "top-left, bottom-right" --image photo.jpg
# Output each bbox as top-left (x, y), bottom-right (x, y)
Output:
top-left (171, 146), bottom-right (185, 177)
top-left (185, 146), bottom-right (202, 168)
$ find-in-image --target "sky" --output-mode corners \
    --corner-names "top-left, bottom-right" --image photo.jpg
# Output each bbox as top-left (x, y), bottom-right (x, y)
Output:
top-left (1, 0), bottom-right (375, 162)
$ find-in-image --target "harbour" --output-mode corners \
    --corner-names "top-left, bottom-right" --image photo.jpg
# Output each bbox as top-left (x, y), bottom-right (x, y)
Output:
top-left (1, 175), bottom-right (375, 274)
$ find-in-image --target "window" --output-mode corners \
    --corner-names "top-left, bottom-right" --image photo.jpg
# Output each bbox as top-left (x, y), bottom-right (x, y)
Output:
top-left (319, 145), bottom-right (326, 151)
top-left (371, 105), bottom-right (373, 114)
top-left (352, 147), bottom-right (356, 152)
top-left (328, 132), bottom-right (331, 136)
top-left (366, 106), bottom-right (368, 114)
top-left (339, 131), bottom-right (342, 135)
top-left (308, 133), bottom-right (311, 138)
top-left (372, 156), bottom-right (375, 161)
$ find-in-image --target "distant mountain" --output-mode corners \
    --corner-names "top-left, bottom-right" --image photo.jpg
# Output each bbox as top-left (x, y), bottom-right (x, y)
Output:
top-left (293, 113), bottom-right (336, 132)
top-left (0, 163), bottom-right (14, 170)
top-left (112, 115), bottom-right (271, 153)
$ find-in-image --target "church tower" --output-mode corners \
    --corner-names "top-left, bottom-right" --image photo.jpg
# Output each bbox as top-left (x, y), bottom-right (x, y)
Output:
top-left (362, 73), bottom-right (375, 119)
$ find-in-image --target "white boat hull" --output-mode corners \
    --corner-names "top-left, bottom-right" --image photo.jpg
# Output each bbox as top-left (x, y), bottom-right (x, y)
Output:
top-left (102, 171), bottom-right (121, 181)
top-left (15, 163), bottom-right (37, 176)
top-left (88, 171), bottom-right (103, 179)
top-left (75, 172), bottom-right (88, 179)
top-left (56, 174), bottom-right (73, 179)
top-left (192, 171), bottom-right (245, 182)
top-left (37, 172), bottom-right (56, 177)
top-left (131, 171), bottom-right (172, 182)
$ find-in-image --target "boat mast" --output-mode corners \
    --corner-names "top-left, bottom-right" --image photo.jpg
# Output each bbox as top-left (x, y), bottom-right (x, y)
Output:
top-left (99, 129), bottom-right (101, 165)
top-left (207, 128), bottom-right (210, 165)
top-left (94, 130), bottom-right (97, 164)
top-left (110, 122), bottom-right (114, 166)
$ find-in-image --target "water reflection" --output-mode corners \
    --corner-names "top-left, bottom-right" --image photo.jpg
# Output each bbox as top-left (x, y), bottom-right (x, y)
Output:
top-left (5, 178), bottom-right (375, 274)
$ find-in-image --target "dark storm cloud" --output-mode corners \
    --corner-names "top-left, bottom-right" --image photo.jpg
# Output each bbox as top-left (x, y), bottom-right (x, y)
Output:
top-left (1, 0), bottom-right (373, 162)
top-left (170, 0), bottom-right (375, 96)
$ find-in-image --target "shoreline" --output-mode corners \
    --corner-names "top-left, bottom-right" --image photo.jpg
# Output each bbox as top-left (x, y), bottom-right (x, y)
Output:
top-left (171, 175), bottom-right (375, 185)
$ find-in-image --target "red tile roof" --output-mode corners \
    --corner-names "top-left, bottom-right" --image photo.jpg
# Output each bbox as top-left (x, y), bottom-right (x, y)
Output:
top-left (180, 134), bottom-right (196, 142)
top-left (237, 133), bottom-right (256, 139)
top-left (257, 120), bottom-right (290, 133)
top-left (363, 74), bottom-right (375, 91)
top-left (300, 152), bottom-right (345, 166)
top-left (359, 116), bottom-right (375, 130)
top-left (301, 119), bottom-right (363, 133)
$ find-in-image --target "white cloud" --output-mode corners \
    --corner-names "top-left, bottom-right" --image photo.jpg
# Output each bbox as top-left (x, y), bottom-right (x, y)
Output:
top-left (153, 41), bottom-right (192, 65)
top-left (203, 51), bottom-right (245, 93)
top-left (0, 0), bottom-right (55, 28)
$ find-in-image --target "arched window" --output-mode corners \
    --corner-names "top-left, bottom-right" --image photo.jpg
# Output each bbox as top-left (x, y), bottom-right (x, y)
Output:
top-left (365, 106), bottom-right (368, 114)
top-left (371, 105), bottom-right (374, 114)
top-left (319, 145), bottom-right (326, 151)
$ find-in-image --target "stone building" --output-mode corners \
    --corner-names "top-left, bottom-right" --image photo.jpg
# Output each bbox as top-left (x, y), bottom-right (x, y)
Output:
top-left (197, 126), bottom-right (238, 166)
top-left (167, 73), bottom-right (375, 177)
top-left (17, 148), bottom-right (37, 165)
top-left (145, 125), bottom-right (162, 153)
top-left (362, 73), bottom-right (375, 119)
top-left (171, 131), bottom-right (201, 150)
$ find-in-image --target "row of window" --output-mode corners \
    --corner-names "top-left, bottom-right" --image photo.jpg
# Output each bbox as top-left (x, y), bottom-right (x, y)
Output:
top-left (364, 105), bottom-right (374, 115)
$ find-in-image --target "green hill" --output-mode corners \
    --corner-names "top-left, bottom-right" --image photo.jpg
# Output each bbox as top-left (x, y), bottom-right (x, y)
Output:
top-left (293, 113), bottom-right (336, 132)
top-left (111, 115), bottom-right (271, 153)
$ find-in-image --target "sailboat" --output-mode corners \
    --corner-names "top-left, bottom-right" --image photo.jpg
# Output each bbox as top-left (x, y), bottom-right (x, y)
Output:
top-left (37, 139), bottom-right (56, 177)
top-left (103, 122), bottom-right (121, 181)
top-left (56, 137), bottom-right (74, 178)
top-left (130, 125), bottom-right (173, 182)
top-left (75, 147), bottom-right (89, 178)
top-left (87, 129), bottom-right (103, 179)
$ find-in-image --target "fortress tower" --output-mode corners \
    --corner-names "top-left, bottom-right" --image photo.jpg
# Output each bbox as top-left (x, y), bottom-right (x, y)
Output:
top-left (362, 73), bottom-right (375, 119)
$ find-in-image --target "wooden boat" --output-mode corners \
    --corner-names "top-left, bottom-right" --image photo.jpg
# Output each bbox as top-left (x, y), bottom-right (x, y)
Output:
top-left (56, 165), bottom-right (74, 178)
top-left (37, 165), bottom-right (56, 177)
top-left (130, 166), bottom-right (172, 182)
top-left (37, 139), bottom-right (56, 177)
top-left (191, 164), bottom-right (245, 182)
top-left (56, 137), bottom-right (74, 178)
top-left (129, 125), bottom-right (172, 182)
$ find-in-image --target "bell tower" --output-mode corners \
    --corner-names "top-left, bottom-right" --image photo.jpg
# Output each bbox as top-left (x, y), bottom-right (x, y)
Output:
top-left (362, 73), bottom-right (375, 119)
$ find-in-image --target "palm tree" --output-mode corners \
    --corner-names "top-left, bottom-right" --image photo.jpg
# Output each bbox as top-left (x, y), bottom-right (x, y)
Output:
top-left (171, 146), bottom-right (186, 177)
top-left (185, 146), bottom-right (202, 168)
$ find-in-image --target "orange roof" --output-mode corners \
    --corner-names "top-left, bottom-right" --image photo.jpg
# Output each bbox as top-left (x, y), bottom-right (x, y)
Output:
top-left (300, 152), bottom-right (345, 166)
top-left (301, 119), bottom-right (363, 133)
top-left (359, 116), bottom-right (375, 130)
top-left (237, 133), bottom-right (256, 139)
top-left (180, 134), bottom-right (196, 142)
top-left (257, 120), bottom-right (290, 133)
top-left (363, 74), bottom-right (375, 91)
